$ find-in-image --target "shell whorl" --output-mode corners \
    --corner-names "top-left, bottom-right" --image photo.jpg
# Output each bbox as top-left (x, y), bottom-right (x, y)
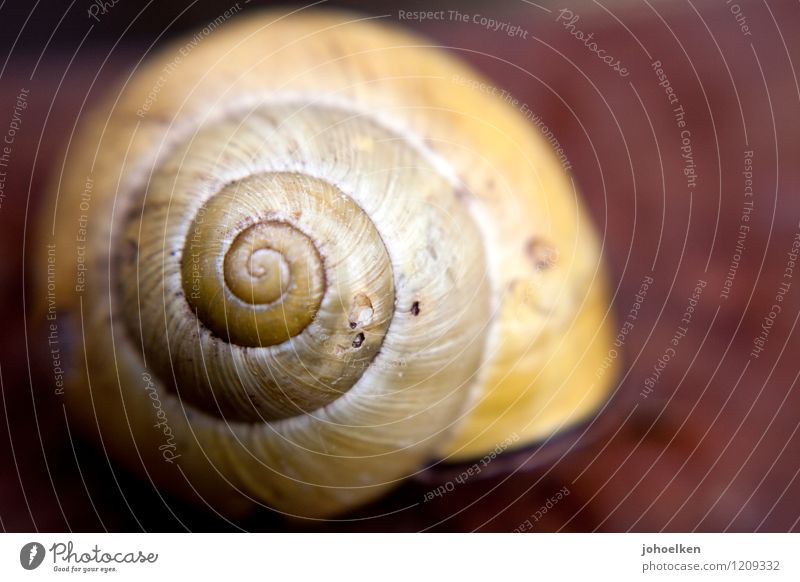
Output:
top-left (148, 163), bottom-right (399, 422)
top-left (117, 99), bottom-right (492, 489)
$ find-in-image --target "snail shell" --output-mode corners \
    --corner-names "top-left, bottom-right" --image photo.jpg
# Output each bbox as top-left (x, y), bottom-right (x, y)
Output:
top-left (40, 10), bottom-right (616, 518)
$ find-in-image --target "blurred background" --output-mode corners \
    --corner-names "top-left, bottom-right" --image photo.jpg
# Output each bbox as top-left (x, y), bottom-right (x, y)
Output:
top-left (1, 0), bottom-right (799, 531)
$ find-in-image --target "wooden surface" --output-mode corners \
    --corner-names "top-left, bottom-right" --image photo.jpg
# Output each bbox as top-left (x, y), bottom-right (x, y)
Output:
top-left (1, 0), bottom-right (799, 531)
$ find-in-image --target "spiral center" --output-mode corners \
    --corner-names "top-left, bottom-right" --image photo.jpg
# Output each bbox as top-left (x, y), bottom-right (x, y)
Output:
top-left (249, 249), bottom-right (287, 279)
top-left (224, 228), bottom-right (292, 305)
top-left (180, 186), bottom-right (326, 348)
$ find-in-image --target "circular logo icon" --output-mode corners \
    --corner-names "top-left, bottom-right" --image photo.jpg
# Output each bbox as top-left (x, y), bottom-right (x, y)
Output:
top-left (20, 542), bottom-right (46, 570)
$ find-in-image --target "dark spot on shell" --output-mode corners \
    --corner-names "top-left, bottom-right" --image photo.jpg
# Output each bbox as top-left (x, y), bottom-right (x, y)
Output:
top-left (124, 204), bottom-right (142, 227)
top-left (124, 239), bottom-right (139, 264)
top-left (410, 301), bottom-right (421, 316)
top-left (352, 333), bottom-right (365, 348)
top-left (455, 187), bottom-right (471, 201)
top-left (526, 237), bottom-right (558, 271)
top-left (349, 321), bottom-right (357, 330)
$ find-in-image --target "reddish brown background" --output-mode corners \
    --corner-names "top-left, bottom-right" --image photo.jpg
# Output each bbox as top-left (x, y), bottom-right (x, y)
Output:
top-left (1, 0), bottom-right (799, 531)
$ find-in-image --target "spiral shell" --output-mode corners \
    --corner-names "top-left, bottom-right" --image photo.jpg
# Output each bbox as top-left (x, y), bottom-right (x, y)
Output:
top-left (42, 10), bottom-right (616, 517)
